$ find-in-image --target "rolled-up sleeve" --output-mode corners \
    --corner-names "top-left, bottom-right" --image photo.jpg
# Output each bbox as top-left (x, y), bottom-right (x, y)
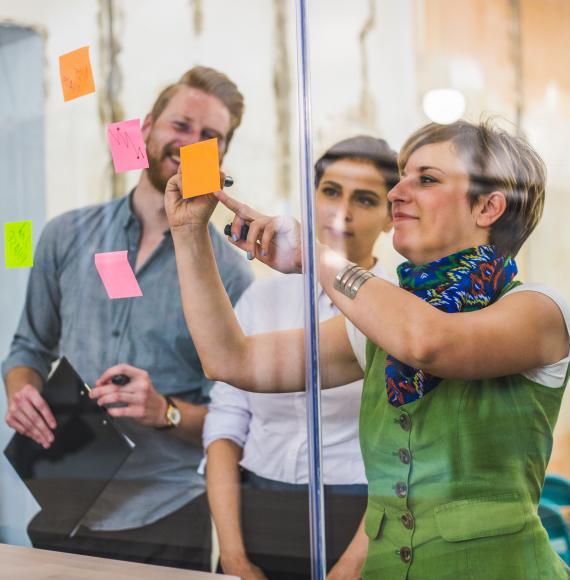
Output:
top-left (2, 218), bottom-right (63, 382)
top-left (203, 380), bottom-right (251, 450)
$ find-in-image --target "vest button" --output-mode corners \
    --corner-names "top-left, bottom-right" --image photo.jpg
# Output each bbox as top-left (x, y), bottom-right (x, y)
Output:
top-left (401, 512), bottom-right (414, 529)
top-left (399, 547), bottom-right (412, 563)
top-left (399, 413), bottom-right (411, 431)
top-left (398, 448), bottom-right (411, 464)
top-left (395, 481), bottom-right (408, 498)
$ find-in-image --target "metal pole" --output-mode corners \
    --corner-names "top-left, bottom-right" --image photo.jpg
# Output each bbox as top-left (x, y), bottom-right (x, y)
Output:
top-left (295, 1), bottom-right (326, 578)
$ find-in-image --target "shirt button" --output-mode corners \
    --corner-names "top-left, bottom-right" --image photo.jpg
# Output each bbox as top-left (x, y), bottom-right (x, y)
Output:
top-left (112, 330), bottom-right (120, 337)
top-left (399, 546), bottom-right (412, 563)
top-left (399, 413), bottom-right (411, 431)
top-left (401, 512), bottom-right (414, 529)
top-left (398, 448), bottom-right (411, 464)
top-left (395, 481), bottom-right (408, 498)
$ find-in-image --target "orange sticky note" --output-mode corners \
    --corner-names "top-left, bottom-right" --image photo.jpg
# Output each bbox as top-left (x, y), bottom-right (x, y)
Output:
top-left (59, 46), bottom-right (96, 102)
top-left (180, 138), bottom-right (221, 199)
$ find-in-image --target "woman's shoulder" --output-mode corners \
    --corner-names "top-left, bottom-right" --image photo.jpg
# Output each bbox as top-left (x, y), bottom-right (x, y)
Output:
top-left (502, 283), bottom-right (570, 388)
top-left (501, 282), bottom-right (570, 330)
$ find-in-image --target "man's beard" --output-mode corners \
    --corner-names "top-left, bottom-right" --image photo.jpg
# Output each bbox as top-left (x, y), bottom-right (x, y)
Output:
top-left (145, 139), bottom-right (179, 193)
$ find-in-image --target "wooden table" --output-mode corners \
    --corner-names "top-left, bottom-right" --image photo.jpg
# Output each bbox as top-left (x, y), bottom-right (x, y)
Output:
top-left (0, 543), bottom-right (239, 579)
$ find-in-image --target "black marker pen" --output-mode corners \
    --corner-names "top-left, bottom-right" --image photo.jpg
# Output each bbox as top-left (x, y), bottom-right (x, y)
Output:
top-left (111, 374), bottom-right (130, 386)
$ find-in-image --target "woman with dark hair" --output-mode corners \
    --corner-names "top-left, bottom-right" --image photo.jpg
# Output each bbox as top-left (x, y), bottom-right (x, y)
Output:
top-left (204, 136), bottom-right (396, 580)
top-left (165, 120), bottom-right (570, 579)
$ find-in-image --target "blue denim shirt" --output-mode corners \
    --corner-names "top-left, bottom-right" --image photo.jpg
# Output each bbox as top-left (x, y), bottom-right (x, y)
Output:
top-left (2, 193), bottom-right (253, 530)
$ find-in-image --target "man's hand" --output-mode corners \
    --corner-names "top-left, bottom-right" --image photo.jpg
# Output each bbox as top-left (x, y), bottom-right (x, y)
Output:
top-left (5, 384), bottom-right (56, 449)
top-left (215, 189), bottom-right (302, 274)
top-left (220, 553), bottom-right (268, 580)
top-left (90, 364), bottom-right (168, 427)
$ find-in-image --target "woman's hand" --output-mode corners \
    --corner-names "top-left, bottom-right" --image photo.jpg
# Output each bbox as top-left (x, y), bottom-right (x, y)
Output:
top-left (215, 189), bottom-right (303, 274)
top-left (219, 553), bottom-right (268, 580)
top-left (164, 168), bottom-right (220, 232)
top-left (326, 556), bottom-right (363, 580)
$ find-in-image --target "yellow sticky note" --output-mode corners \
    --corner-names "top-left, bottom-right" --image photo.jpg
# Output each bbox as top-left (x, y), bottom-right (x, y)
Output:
top-left (180, 138), bottom-right (221, 199)
top-left (59, 46), bottom-right (96, 102)
top-left (4, 221), bottom-right (33, 269)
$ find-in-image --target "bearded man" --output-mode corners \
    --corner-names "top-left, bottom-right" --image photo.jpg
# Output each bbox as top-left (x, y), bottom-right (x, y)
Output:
top-left (2, 66), bottom-right (253, 570)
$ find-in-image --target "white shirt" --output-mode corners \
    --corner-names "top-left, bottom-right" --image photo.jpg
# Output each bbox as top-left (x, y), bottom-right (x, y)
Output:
top-left (203, 262), bottom-right (391, 485)
top-left (346, 283), bottom-right (570, 387)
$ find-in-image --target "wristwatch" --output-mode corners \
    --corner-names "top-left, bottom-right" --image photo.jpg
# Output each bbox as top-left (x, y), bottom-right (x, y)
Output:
top-left (158, 396), bottom-right (181, 430)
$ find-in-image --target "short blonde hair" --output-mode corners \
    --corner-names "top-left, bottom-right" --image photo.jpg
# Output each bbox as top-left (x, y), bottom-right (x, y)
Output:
top-left (399, 120), bottom-right (546, 258)
top-left (149, 66), bottom-right (244, 152)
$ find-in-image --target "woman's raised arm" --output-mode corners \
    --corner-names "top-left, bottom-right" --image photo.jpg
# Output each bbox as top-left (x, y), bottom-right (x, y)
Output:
top-left (164, 173), bottom-right (362, 392)
top-left (216, 190), bottom-right (569, 382)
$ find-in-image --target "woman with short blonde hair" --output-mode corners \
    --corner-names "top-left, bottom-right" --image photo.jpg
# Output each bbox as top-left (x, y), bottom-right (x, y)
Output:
top-left (166, 120), bottom-right (570, 579)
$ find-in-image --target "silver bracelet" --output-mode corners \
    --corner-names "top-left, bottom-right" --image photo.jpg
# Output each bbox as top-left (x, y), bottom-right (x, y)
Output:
top-left (336, 264), bottom-right (359, 287)
top-left (334, 264), bottom-right (375, 299)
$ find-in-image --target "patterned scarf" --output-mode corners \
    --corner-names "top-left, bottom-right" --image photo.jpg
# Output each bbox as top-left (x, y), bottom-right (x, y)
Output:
top-left (385, 245), bottom-right (518, 407)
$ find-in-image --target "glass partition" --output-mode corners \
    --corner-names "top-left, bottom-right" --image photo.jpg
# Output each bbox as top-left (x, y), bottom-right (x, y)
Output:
top-left (0, 1), bottom-right (569, 578)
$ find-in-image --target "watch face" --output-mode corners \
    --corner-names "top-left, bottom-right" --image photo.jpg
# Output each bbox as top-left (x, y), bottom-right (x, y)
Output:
top-left (167, 405), bottom-right (181, 426)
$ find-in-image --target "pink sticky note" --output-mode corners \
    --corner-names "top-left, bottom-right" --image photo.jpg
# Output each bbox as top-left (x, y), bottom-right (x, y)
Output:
top-left (106, 119), bottom-right (149, 173)
top-left (94, 251), bottom-right (143, 299)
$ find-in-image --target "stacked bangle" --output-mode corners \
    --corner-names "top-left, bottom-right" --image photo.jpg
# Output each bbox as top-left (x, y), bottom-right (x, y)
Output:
top-left (334, 264), bottom-right (375, 299)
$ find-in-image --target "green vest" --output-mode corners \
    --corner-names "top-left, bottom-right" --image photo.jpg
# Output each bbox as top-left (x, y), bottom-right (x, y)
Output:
top-left (360, 327), bottom-right (570, 578)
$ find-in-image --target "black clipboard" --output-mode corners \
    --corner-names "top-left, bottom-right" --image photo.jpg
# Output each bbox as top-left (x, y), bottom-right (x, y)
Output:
top-left (3, 357), bottom-right (135, 538)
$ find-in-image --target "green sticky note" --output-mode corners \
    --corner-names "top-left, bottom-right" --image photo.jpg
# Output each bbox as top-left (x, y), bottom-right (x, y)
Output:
top-left (4, 221), bottom-right (33, 269)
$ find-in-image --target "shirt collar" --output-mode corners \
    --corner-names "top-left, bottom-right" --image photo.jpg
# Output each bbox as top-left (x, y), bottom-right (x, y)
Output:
top-left (120, 189), bottom-right (138, 230)
top-left (120, 189), bottom-right (172, 238)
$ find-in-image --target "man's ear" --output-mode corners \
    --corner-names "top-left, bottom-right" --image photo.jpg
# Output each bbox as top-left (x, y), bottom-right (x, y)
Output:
top-left (141, 114), bottom-right (153, 139)
top-left (475, 191), bottom-right (507, 228)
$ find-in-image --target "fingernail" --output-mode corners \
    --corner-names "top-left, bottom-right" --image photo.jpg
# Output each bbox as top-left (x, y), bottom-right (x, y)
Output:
top-left (260, 249), bottom-right (267, 257)
top-left (246, 251), bottom-right (253, 260)
top-left (231, 234), bottom-right (239, 242)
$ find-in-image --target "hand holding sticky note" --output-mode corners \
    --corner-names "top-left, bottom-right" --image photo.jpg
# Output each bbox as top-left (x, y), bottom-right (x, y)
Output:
top-left (107, 119), bottom-right (149, 173)
top-left (180, 138), bottom-right (221, 198)
top-left (59, 46), bottom-right (96, 102)
top-left (95, 251), bottom-right (143, 300)
top-left (4, 221), bottom-right (33, 269)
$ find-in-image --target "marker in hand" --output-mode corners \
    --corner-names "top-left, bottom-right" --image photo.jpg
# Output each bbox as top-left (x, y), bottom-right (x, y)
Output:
top-left (224, 223), bottom-right (249, 241)
top-left (111, 374), bottom-right (130, 386)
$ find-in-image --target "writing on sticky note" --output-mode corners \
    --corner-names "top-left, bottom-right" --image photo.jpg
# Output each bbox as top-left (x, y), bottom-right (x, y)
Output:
top-left (4, 221), bottom-right (33, 269)
top-left (180, 138), bottom-right (221, 198)
top-left (107, 119), bottom-right (149, 173)
top-left (94, 251), bottom-right (143, 300)
top-left (59, 46), bottom-right (96, 102)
